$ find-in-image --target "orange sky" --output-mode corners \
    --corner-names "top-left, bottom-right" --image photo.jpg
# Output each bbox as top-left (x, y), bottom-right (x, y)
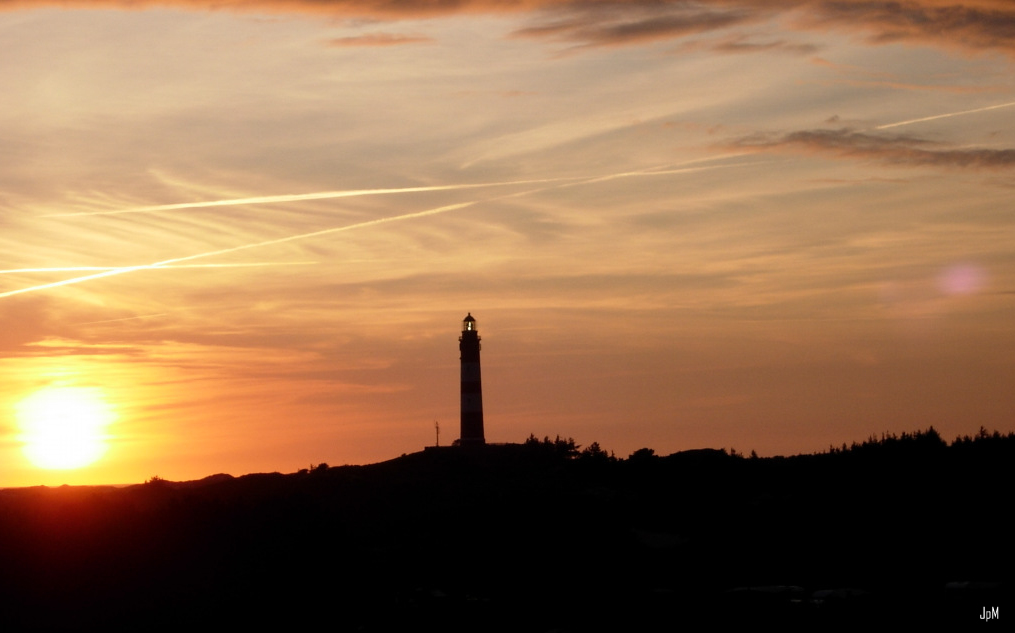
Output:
top-left (2, 1), bottom-right (1014, 486)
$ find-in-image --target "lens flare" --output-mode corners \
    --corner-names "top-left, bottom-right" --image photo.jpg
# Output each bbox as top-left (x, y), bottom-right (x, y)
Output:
top-left (939, 264), bottom-right (986, 296)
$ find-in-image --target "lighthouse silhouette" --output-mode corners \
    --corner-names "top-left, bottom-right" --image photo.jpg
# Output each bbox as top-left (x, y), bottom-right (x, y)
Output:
top-left (459, 313), bottom-right (485, 445)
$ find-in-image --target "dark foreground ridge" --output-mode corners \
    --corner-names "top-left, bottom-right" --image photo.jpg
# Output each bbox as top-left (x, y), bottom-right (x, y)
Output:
top-left (1, 429), bottom-right (1011, 631)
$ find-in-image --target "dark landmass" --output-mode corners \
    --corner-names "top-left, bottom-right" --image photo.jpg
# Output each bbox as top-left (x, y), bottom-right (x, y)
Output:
top-left (1, 428), bottom-right (1010, 631)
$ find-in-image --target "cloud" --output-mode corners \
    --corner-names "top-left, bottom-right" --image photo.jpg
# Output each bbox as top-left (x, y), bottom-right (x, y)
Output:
top-left (796, 0), bottom-right (1015, 54)
top-left (2, 162), bottom-right (747, 301)
top-left (0, 0), bottom-right (552, 18)
top-left (327, 32), bottom-right (433, 46)
top-left (510, 3), bottom-right (753, 48)
top-left (678, 33), bottom-right (820, 55)
top-left (0, 200), bottom-right (479, 300)
top-left (732, 127), bottom-right (1015, 169)
top-left (4, 1), bottom-right (1014, 55)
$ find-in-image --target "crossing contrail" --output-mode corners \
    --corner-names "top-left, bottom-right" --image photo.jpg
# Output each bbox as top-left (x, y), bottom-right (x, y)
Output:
top-left (42, 156), bottom-right (750, 219)
top-left (3, 159), bottom-right (751, 300)
top-left (0, 202), bottom-right (476, 299)
top-left (0, 262), bottom-right (316, 275)
top-left (0, 266), bottom-right (159, 299)
top-left (41, 177), bottom-right (582, 218)
top-left (876, 101), bottom-right (1015, 130)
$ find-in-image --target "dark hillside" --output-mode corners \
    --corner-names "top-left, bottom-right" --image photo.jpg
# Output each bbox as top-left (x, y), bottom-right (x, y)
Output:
top-left (0, 431), bottom-right (1010, 631)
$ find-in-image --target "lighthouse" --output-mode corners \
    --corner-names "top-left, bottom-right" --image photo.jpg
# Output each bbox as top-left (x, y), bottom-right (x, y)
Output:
top-left (459, 313), bottom-right (485, 445)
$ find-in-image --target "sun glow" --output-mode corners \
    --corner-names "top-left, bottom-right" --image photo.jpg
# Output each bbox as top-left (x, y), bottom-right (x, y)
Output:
top-left (16, 386), bottom-right (117, 470)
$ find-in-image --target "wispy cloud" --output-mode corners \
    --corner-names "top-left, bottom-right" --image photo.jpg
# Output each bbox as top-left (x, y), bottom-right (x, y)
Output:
top-left (6, 1), bottom-right (1015, 55)
top-left (5, 161), bottom-right (749, 299)
top-left (683, 34), bottom-right (819, 56)
top-left (732, 128), bottom-right (1015, 169)
top-left (795, 0), bottom-right (1015, 55)
top-left (327, 33), bottom-right (432, 47)
top-left (0, 201), bottom-right (477, 300)
top-left (510, 3), bottom-right (752, 48)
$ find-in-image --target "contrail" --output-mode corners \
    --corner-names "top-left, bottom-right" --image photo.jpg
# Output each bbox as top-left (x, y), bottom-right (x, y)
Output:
top-left (78, 313), bottom-right (169, 326)
top-left (0, 202), bottom-right (476, 299)
top-left (0, 262), bottom-right (316, 275)
top-left (0, 266), bottom-right (155, 299)
top-left (3, 160), bottom-right (752, 300)
top-left (42, 177), bottom-right (581, 218)
top-left (876, 101), bottom-right (1015, 130)
top-left (556, 159), bottom-right (762, 188)
top-left (42, 157), bottom-right (749, 218)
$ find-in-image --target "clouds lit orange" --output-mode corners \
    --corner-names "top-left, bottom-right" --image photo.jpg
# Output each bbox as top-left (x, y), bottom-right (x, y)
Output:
top-left (1, 0), bottom-right (1013, 487)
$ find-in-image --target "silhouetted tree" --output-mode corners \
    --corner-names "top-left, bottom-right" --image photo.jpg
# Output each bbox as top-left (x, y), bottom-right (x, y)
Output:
top-left (579, 441), bottom-right (615, 463)
top-left (628, 447), bottom-right (656, 463)
top-left (522, 433), bottom-right (581, 460)
top-left (552, 435), bottom-right (580, 459)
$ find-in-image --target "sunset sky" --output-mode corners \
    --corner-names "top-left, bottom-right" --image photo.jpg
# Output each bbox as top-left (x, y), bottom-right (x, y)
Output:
top-left (2, 0), bottom-right (1014, 486)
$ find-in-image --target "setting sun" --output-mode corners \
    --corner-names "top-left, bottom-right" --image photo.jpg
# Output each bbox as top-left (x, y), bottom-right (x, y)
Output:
top-left (16, 386), bottom-right (117, 470)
